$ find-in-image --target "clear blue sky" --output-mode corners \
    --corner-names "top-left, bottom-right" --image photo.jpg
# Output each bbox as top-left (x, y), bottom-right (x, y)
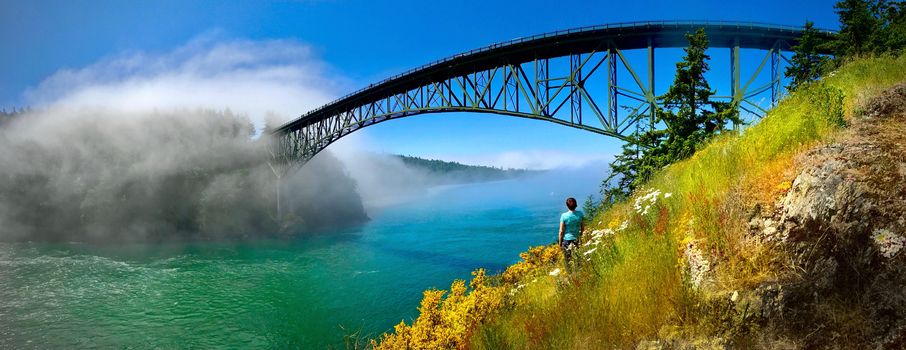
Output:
top-left (0, 0), bottom-right (839, 168)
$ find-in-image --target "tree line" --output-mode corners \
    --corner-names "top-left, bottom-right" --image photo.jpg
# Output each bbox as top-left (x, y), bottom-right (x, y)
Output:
top-left (396, 154), bottom-right (534, 182)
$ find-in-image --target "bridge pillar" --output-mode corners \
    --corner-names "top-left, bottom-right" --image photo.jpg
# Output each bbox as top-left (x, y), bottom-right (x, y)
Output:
top-left (730, 37), bottom-right (740, 106)
top-left (647, 37), bottom-right (656, 126)
top-left (570, 53), bottom-right (583, 124)
top-left (771, 42), bottom-right (781, 106)
top-left (536, 58), bottom-right (549, 116)
top-left (608, 46), bottom-right (618, 128)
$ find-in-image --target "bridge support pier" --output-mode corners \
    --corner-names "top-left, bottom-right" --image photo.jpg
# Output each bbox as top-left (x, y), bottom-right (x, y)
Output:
top-left (607, 47), bottom-right (617, 128)
top-left (771, 45), bottom-right (781, 106)
top-left (570, 53), bottom-right (583, 124)
top-left (647, 37), bottom-right (656, 127)
top-left (731, 37), bottom-right (740, 107)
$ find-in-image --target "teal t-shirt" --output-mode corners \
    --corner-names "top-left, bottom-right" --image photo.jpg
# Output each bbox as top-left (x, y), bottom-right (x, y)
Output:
top-left (560, 210), bottom-right (584, 241)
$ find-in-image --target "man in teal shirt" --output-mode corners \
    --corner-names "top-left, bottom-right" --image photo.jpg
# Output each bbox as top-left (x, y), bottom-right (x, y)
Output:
top-left (559, 197), bottom-right (584, 264)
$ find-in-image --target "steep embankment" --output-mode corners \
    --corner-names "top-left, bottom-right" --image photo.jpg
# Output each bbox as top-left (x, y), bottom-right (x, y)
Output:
top-left (750, 83), bottom-right (906, 348)
top-left (369, 54), bottom-right (906, 350)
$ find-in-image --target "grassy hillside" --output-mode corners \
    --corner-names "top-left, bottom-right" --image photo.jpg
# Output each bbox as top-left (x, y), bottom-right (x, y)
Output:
top-left (369, 54), bottom-right (906, 349)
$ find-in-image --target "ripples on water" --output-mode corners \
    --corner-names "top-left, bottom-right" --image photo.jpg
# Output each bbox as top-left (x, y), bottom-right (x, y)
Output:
top-left (0, 165), bottom-right (604, 348)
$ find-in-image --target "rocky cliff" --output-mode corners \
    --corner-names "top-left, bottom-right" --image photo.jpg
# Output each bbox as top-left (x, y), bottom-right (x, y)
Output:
top-left (749, 84), bottom-right (906, 348)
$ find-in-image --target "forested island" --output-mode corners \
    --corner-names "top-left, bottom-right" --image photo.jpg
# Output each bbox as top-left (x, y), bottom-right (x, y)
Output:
top-left (394, 155), bottom-right (538, 184)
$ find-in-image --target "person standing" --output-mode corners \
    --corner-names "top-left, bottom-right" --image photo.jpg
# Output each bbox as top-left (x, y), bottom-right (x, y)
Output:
top-left (559, 197), bottom-right (584, 266)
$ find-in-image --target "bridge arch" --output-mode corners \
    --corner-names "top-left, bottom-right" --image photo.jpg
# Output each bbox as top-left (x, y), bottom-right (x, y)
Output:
top-left (271, 21), bottom-right (835, 165)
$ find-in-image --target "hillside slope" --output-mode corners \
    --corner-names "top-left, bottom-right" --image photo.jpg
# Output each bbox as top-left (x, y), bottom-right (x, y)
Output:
top-left (369, 54), bottom-right (906, 350)
top-left (751, 83), bottom-right (906, 348)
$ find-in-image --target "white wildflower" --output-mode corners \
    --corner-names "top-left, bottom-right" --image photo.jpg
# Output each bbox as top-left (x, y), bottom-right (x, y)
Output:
top-left (633, 188), bottom-right (664, 215)
top-left (583, 248), bottom-right (597, 256)
top-left (730, 291), bottom-right (739, 302)
top-left (618, 220), bottom-right (629, 231)
top-left (873, 228), bottom-right (906, 259)
top-left (683, 240), bottom-right (710, 288)
top-left (584, 229), bottom-right (613, 246)
top-left (664, 193), bottom-right (672, 198)
top-left (549, 268), bottom-right (561, 276)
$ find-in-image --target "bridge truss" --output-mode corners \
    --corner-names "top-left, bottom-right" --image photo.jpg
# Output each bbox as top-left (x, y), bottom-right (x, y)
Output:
top-left (270, 21), bottom-right (835, 166)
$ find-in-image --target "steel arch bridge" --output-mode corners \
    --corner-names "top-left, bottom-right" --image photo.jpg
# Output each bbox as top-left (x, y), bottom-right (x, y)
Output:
top-left (270, 21), bottom-right (834, 166)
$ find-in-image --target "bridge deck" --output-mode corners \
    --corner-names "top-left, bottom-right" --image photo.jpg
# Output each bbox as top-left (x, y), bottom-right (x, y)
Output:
top-left (274, 21), bottom-right (835, 134)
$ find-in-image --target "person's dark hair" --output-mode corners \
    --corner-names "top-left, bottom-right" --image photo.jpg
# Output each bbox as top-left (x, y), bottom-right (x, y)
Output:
top-left (566, 197), bottom-right (577, 211)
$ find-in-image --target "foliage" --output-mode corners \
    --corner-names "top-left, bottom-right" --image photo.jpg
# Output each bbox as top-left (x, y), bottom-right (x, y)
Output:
top-left (500, 245), bottom-right (562, 284)
top-left (874, 0), bottom-right (906, 53)
top-left (603, 28), bottom-right (739, 201)
top-left (582, 195), bottom-right (603, 225)
top-left (786, 21), bottom-right (833, 91)
top-left (370, 269), bottom-right (508, 350)
top-left (370, 244), bottom-right (561, 349)
top-left (834, 0), bottom-right (882, 57)
top-left (832, 0), bottom-right (906, 58)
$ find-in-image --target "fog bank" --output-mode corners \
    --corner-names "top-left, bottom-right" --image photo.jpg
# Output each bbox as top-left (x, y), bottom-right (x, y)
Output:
top-left (0, 108), bottom-right (367, 242)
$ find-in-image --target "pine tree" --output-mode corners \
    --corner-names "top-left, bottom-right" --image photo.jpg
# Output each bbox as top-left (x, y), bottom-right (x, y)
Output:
top-left (786, 21), bottom-right (832, 91)
top-left (601, 29), bottom-right (738, 199)
top-left (872, 0), bottom-right (906, 54)
top-left (657, 29), bottom-right (739, 161)
top-left (834, 0), bottom-right (881, 57)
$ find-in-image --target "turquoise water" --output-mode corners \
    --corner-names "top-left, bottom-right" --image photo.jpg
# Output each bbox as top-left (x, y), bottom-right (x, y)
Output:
top-left (0, 165), bottom-right (603, 348)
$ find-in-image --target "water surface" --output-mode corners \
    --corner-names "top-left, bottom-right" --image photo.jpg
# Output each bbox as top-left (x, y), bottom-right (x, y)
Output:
top-left (0, 165), bottom-right (604, 348)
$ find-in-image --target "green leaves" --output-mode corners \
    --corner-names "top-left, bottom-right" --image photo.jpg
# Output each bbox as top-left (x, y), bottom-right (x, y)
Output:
top-left (833, 0), bottom-right (906, 58)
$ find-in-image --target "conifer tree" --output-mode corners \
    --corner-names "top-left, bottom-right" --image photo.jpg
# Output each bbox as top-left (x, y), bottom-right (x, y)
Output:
top-left (602, 29), bottom-right (738, 200)
top-left (786, 21), bottom-right (832, 91)
top-left (834, 0), bottom-right (881, 57)
top-left (872, 0), bottom-right (906, 53)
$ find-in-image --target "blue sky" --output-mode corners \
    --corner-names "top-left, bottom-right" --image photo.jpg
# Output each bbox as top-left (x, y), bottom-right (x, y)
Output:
top-left (0, 0), bottom-right (839, 168)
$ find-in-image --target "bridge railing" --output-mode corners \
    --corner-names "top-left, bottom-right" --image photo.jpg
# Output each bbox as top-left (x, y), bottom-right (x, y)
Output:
top-left (277, 20), bottom-right (837, 132)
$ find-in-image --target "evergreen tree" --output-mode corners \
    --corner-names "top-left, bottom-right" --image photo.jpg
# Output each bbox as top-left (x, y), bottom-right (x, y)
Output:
top-left (582, 195), bottom-right (602, 223)
top-left (601, 134), bottom-right (641, 205)
top-left (872, 0), bottom-right (906, 53)
top-left (601, 29), bottom-right (738, 200)
top-left (834, 0), bottom-right (881, 57)
top-left (786, 21), bottom-right (832, 91)
top-left (656, 29), bottom-right (739, 161)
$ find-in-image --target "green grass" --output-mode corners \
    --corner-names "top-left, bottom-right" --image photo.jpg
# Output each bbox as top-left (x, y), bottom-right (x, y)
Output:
top-left (468, 54), bottom-right (906, 349)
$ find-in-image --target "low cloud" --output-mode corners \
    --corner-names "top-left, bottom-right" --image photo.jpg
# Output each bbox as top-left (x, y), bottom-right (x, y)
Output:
top-left (0, 35), bottom-right (376, 242)
top-left (23, 33), bottom-right (344, 129)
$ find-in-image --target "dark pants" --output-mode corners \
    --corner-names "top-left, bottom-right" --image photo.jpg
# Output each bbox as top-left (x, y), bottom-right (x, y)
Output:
top-left (560, 239), bottom-right (578, 264)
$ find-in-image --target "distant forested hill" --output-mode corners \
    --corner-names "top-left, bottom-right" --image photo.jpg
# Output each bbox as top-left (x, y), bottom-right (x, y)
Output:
top-left (395, 154), bottom-right (538, 183)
